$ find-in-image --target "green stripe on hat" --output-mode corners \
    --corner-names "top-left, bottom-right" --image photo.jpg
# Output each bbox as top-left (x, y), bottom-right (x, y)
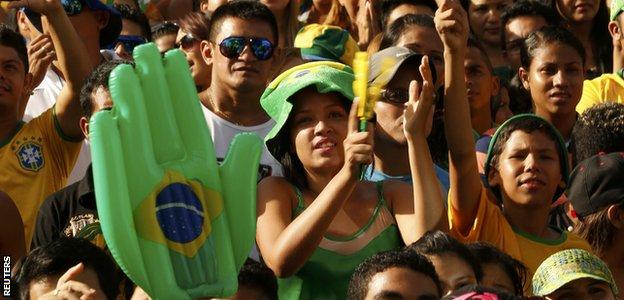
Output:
top-left (261, 61), bottom-right (355, 159)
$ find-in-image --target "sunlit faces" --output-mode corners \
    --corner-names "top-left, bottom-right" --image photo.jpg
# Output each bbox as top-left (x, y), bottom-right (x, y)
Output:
top-left (488, 130), bottom-right (563, 208)
top-left (546, 278), bottom-right (617, 300)
top-left (207, 17), bottom-right (275, 91)
top-left (0, 45), bottom-right (29, 110)
top-left (386, 4), bottom-right (435, 27)
top-left (468, 0), bottom-right (512, 46)
top-left (176, 29), bottom-right (210, 89)
top-left (364, 267), bottom-right (440, 300)
top-left (374, 61), bottom-right (432, 146)
top-left (519, 42), bottom-right (583, 117)
top-left (464, 46), bottom-right (499, 117)
top-left (504, 15), bottom-right (548, 71)
top-left (28, 267), bottom-right (107, 300)
top-left (555, 0), bottom-right (601, 23)
top-left (395, 26), bottom-right (444, 88)
top-left (480, 263), bottom-right (516, 295)
top-left (289, 89), bottom-right (349, 172)
top-left (427, 253), bottom-right (478, 296)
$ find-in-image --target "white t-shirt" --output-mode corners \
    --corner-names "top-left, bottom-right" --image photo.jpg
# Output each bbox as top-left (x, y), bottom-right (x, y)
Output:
top-left (22, 50), bottom-right (120, 186)
top-left (201, 105), bottom-right (284, 180)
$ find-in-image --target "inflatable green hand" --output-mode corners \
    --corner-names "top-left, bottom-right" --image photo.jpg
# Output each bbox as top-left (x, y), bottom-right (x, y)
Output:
top-left (89, 43), bottom-right (262, 299)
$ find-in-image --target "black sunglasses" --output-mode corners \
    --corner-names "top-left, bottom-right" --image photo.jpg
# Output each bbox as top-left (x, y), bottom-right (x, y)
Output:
top-left (175, 34), bottom-right (200, 51)
top-left (217, 36), bottom-right (274, 61)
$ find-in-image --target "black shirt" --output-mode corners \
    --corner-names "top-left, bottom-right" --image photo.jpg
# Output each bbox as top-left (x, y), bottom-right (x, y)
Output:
top-left (31, 165), bottom-right (102, 249)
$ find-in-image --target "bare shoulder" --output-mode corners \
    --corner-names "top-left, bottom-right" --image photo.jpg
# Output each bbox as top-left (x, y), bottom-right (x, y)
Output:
top-left (258, 176), bottom-right (297, 202)
top-left (376, 180), bottom-right (412, 211)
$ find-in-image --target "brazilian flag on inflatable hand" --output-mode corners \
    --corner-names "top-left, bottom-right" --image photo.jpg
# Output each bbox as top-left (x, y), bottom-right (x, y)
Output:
top-left (89, 43), bottom-right (262, 299)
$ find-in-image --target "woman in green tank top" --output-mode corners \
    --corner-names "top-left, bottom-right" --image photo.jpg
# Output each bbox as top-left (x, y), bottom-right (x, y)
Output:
top-left (257, 61), bottom-right (445, 299)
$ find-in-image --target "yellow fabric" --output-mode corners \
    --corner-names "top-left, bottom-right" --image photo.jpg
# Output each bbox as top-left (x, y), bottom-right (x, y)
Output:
top-left (577, 73), bottom-right (624, 114)
top-left (448, 185), bottom-right (592, 293)
top-left (0, 109), bottom-right (81, 248)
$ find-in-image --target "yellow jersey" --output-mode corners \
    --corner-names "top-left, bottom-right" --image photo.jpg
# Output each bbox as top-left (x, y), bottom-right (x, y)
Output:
top-left (577, 72), bottom-right (624, 114)
top-left (0, 108), bottom-right (81, 248)
top-left (448, 186), bottom-right (592, 294)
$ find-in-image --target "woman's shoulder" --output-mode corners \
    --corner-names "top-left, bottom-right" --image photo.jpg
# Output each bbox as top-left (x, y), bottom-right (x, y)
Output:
top-left (258, 176), bottom-right (297, 196)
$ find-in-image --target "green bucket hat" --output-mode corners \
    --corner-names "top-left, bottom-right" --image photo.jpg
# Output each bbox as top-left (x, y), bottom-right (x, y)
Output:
top-left (294, 24), bottom-right (359, 67)
top-left (533, 249), bottom-right (619, 296)
top-left (261, 61), bottom-right (355, 160)
top-left (611, 0), bottom-right (624, 21)
top-left (483, 114), bottom-right (570, 201)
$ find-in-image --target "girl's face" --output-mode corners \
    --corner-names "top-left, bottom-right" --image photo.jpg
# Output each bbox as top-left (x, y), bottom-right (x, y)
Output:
top-left (468, 0), bottom-right (512, 46)
top-left (547, 278), bottom-right (616, 300)
top-left (480, 263), bottom-right (516, 295)
top-left (555, 0), bottom-right (601, 23)
top-left (428, 253), bottom-right (478, 296)
top-left (489, 130), bottom-right (563, 208)
top-left (289, 89), bottom-right (349, 172)
top-left (519, 42), bottom-right (583, 118)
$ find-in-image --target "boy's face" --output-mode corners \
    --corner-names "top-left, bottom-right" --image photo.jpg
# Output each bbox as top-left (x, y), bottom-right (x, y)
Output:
top-left (464, 46), bottom-right (498, 116)
top-left (0, 45), bottom-right (29, 115)
top-left (488, 130), bottom-right (562, 208)
top-left (547, 277), bottom-right (616, 300)
top-left (364, 267), bottom-right (439, 300)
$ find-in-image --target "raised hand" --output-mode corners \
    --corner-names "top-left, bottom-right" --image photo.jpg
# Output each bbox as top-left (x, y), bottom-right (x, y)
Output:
top-left (40, 263), bottom-right (97, 300)
top-left (355, 0), bottom-right (381, 49)
top-left (343, 98), bottom-right (374, 178)
top-left (434, 0), bottom-right (469, 52)
top-left (89, 44), bottom-right (263, 299)
top-left (6, 0), bottom-right (63, 16)
top-left (403, 55), bottom-right (435, 138)
top-left (27, 34), bottom-right (56, 90)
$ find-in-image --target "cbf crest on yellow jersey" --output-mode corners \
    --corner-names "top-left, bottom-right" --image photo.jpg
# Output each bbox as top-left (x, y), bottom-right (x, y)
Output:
top-left (0, 108), bottom-right (81, 247)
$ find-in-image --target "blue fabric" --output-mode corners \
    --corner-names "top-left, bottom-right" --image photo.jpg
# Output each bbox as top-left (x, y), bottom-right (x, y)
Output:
top-left (363, 164), bottom-right (449, 202)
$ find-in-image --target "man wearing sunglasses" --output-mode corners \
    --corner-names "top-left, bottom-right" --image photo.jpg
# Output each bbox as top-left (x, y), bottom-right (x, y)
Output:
top-left (21, 0), bottom-right (122, 186)
top-left (364, 46), bottom-right (450, 197)
top-left (200, 0), bottom-right (284, 180)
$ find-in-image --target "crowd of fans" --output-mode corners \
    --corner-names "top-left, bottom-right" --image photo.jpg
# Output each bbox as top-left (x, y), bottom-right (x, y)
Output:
top-left (0, 0), bottom-right (623, 298)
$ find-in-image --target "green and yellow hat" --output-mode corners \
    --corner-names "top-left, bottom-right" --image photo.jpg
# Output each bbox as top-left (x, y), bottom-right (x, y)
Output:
top-left (294, 24), bottom-right (359, 67)
top-left (533, 249), bottom-right (619, 296)
top-left (261, 61), bottom-right (355, 160)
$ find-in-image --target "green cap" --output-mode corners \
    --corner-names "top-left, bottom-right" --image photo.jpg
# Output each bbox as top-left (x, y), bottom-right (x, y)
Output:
top-left (261, 61), bottom-right (355, 159)
top-left (294, 24), bottom-right (359, 66)
top-left (483, 114), bottom-right (569, 202)
top-left (533, 249), bottom-right (619, 296)
top-left (611, 0), bottom-right (624, 20)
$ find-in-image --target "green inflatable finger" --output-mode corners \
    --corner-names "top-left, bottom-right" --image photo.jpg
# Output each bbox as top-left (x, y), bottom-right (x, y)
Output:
top-left (90, 43), bottom-right (263, 299)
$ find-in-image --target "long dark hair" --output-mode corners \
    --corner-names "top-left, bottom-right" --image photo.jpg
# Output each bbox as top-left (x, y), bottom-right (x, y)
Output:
top-left (548, 0), bottom-right (612, 77)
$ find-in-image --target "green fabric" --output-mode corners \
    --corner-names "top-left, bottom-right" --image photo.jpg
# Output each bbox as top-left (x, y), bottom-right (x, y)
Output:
top-left (261, 61), bottom-right (355, 159)
top-left (281, 182), bottom-right (402, 299)
top-left (294, 24), bottom-right (358, 66)
top-left (90, 43), bottom-right (262, 299)
top-left (612, 0), bottom-right (624, 20)
top-left (533, 249), bottom-right (618, 296)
